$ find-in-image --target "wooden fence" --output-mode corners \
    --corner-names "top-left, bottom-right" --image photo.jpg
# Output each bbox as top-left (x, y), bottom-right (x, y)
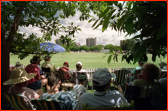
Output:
top-left (70, 68), bottom-right (134, 80)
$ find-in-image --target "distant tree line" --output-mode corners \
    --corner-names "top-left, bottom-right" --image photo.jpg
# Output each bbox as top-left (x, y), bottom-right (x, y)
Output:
top-left (61, 41), bottom-right (133, 52)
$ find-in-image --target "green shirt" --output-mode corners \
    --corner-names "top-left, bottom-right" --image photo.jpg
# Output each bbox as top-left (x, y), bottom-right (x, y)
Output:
top-left (132, 79), bottom-right (160, 86)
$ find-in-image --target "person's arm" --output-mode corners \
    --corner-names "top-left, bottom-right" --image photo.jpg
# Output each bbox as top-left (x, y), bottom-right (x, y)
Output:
top-left (117, 85), bottom-right (124, 96)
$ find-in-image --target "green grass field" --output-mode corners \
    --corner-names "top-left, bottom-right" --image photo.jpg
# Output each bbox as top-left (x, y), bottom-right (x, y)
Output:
top-left (10, 53), bottom-right (167, 69)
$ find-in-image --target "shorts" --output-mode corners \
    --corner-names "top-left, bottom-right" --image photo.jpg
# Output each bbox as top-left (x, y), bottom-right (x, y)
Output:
top-left (27, 80), bottom-right (41, 90)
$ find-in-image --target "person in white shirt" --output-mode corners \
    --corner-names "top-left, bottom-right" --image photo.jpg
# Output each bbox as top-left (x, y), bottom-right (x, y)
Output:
top-left (73, 75), bottom-right (87, 103)
top-left (74, 62), bottom-right (89, 88)
top-left (74, 68), bottom-right (129, 110)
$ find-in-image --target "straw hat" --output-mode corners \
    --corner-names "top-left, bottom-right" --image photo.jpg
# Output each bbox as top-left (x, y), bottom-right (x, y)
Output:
top-left (3, 67), bottom-right (36, 85)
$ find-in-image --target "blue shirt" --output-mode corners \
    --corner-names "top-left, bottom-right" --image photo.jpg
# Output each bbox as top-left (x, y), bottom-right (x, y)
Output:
top-left (40, 92), bottom-right (74, 110)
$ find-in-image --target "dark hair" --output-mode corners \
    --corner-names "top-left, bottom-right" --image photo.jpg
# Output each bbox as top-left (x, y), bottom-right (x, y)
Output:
top-left (48, 74), bottom-right (60, 87)
top-left (93, 80), bottom-right (110, 91)
top-left (76, 64), bottom-right (82, 71)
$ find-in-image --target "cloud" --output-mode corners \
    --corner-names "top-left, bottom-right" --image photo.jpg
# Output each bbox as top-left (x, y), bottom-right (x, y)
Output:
top-left (19, 11), bottom-right (130, 46)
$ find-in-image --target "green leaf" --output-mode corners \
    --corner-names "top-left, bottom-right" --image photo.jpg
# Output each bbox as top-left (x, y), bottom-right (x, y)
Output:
top-left (107, 54), bottom-right (112, 64)
top-left (156, 23), bottom-right (167, 40)
top-left (133, 42), bottom-right (147, 63)
top-left (152, 54), bottom-right (156, 62)
top-left (119, 46), bottom-right (122, 53)
top-left (92, 19), bottom-right (99, 28)
top-left (99, 7), bottom-right (110, 18)
top-left (125, 15), bottom-right (133, 33)
top-left (102, 10), bottom-right (114, 32)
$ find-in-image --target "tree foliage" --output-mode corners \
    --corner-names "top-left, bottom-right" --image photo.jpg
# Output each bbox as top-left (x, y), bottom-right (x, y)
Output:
top-left (90, 1), bottom-right (167, 64)
top-left (120, 39), bottom-right (135, 51)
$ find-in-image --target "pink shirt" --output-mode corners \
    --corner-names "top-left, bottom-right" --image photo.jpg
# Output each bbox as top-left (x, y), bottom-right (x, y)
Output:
top-left (25, 64), bottom-right (40, 84)
top-left (8, 85), bottom-right (38, 102)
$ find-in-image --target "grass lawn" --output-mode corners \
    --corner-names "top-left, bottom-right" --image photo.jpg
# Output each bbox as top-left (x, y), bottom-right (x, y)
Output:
top-left (10, 53), bottom-right (167, 69)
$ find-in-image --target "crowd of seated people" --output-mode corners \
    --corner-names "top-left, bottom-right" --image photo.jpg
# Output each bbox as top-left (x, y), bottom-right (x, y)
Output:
top-left (6, 56), bottom-right (167, 110)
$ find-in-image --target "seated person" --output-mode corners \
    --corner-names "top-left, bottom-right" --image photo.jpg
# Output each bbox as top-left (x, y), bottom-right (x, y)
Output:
top-left (73, 75), bottom-right (87, 103)
top-left (158, 78), bottom-right (167, 95)
top-left (128, 60), bottom-right (146, 82)
top-left (3, 67), bottom-right (42, 105)
top-left (159, 62), bottom-right (167, 69)
top-left (59, 62), bottom-right (71, 80)
top-left (41, 55), bottom-right (57, 76)
top-left (132, 62), bottom-right (160, 86)
top-left (40, 74), bottom-right (74, 110)
top-left (25, 56), bottom-right (48, 91)
top-left (71, 62), bottom-right (88, 87)
top-left (14, 62), bottom-right (24, 68)
top-left (74, 68), bottom-right (129, 110)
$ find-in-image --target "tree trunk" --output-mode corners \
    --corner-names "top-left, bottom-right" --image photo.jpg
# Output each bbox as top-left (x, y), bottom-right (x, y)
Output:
top-left (1, 42), bottom-right (10, 93)
top-left (1, 38), bottom-right (11, 110)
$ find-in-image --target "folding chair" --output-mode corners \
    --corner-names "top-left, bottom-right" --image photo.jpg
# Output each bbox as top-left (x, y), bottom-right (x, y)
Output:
top-left (124, 85), bottom-right (163, 110)
top-left (3, 93), bottom-right (35, 110)
top-left (114, 69), bottom-right (130, 92)
top-left (31, 99), bottom-right (68, 110)
top-left (84, 100), bottom-right (135, 110)
top-left (57, 70), bottom-right (67, 82)
top-left (114, 69), bottom-right (131, 85)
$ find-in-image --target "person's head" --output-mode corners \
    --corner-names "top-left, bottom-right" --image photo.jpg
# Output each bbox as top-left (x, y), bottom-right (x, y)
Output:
top-left (76, 62), bottom-right (82, 71)
top-left (3, 67), bottom-right (36, 87)
top-left (63, 62), bottom-right (69, 67)
top-left (48, 74), bottom-right (61, 89)
top-left (92, 68), bottom-right (111, 92)
top-left (159, 62), bottom-right (167, 69)
top-left (44, 55), bottom-right (51, 61)
top-left (14, 62), bottom-right (24, 68)
top-left (31, 56), bottom-right (42, 64)
top-left (78, 75), bottom-right (87, 85)
top-left (141, 62), bottom-right (160, 81)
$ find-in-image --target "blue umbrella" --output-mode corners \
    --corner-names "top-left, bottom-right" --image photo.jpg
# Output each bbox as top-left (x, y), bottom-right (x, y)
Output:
top-left (39, 42), bottom-right (65, 53)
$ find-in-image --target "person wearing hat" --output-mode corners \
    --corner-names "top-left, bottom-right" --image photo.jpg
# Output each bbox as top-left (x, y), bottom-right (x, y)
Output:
top-left (74, 68), bottom-right (129, 110)
top-left (14, 62), bottom-right (24, 68)
top-left (73, 61), bottom-right (89, 88)
top-left (25, 56), bottom-right (48, 91)
top-left (3, 67), bottom-right (41, 104)
top-left (73, 75), bottom-right (87, 103)
top-left (59, 62), bottom-right (71, 80)
top-left (60, 62), bottom-right (70, 71)
top-left (41, 55), bottom-right (57, 75)
top-left (40, 74), bottom-right (75, 110)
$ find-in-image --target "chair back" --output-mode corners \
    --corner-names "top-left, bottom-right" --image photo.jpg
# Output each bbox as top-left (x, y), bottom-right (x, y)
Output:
top-left (42, 67), bottom-right (51, 73)
top-left (3, 93), bottom-right (35, 110)
top-left (114, 69), bottom-right (130, 85)
top-left (57, 70), bottom-right (67, 82)
top-left (124, 85), bottom-right (162, 110)
top-left (31, 99), bottom-right (67, 110)
top-left (84, 100), bottom-right (135, 110)
top-left (124, 85), bottom-right (142, 103)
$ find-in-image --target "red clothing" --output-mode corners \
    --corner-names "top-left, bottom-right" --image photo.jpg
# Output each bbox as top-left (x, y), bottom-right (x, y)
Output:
top-left (59, 67), bottom-right (70, 80)
top-left (61, 67), bottom-right (69, 71)
top-left (25, 64), bottom-right (40, 85)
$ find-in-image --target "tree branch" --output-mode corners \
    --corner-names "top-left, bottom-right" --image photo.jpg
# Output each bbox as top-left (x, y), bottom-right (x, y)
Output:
top-left (6, 2), bottom-right (26, 47)
top-left (10, 50), bottom-right (57, 55)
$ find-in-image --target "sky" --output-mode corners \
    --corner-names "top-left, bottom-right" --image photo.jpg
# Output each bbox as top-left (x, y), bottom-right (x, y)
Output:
top-left (19, 10), bottom-right (134, 46)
